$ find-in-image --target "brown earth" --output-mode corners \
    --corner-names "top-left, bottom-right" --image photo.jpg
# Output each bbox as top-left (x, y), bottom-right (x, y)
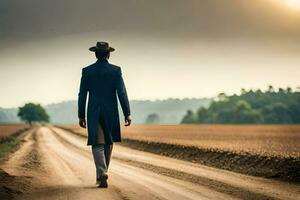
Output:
top-left (0, 126), bottom-right (299, 199)
top-left (59, 124), bottom-right (300, 182)
top-left (61, 124), bottom-right (300, 158)
top-left (0, 124), bottom-right (29, 139)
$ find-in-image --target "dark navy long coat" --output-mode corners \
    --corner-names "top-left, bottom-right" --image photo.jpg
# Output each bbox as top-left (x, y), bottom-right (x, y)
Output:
top-left (78, 59), bottom-right (130, 145)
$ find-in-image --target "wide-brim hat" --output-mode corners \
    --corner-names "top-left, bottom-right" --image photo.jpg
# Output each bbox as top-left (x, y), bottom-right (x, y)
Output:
top-left (89, 41), bottom-right (115, 52)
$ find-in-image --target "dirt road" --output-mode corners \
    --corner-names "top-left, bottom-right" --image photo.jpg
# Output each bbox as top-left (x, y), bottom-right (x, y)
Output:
top-left (1, 126), bottom-right (299, 200)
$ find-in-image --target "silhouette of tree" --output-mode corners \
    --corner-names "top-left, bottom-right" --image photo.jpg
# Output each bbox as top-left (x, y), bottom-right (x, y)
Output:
top-left (217, 93), bottom-right (227, 101)
top-left (181, 110), bottom-right (198, 124)
top-left (241, 88), bottom-right (246, 95)
top-left (286, 87), bottom-right (292, 93)
top-left (18, 103), bottom-right (49, 125)
top-left (145, 113), bottom-right (160, 124)
top-left (268, 85), bottom-right (274, 93)
top-left (197, 107), bottom-right (210, 123)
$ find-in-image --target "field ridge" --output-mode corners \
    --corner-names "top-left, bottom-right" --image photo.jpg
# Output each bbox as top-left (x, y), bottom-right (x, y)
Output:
top-left (56, 125), bottom-right (300, 183)
top-left (121, 138), bottom-right (300, 183)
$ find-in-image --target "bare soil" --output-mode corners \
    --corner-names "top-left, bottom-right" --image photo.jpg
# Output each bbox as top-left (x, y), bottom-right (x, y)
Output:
top-left (59, 124), bottom-right (300, 182)
top-left (1, 126), bottom-right (299, 199)
top-left (0, 124), bottom-right (29, 139)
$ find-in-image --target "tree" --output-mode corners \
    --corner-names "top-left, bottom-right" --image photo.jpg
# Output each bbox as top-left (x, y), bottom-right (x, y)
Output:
top-left (278, 88), bottom-right (285, 93)
top-left (18, 103), bottom-right (49, 125)
top-left (233, 100), bottom-right (262, 123)
top-left (181, 85), bottom-right (299, 124)
top-left (241, 88), bottom-right (247, 95)
top-left (145, 113), bottom-right (160, 124)
top-left (262, 103), bottom-right (292, 123)
top-left (181, 110), bottom-right (198, 124)
top-left (217, 100), bottom-right (262, 124)
top-left (197, 107), bottom-right (210, 123)
top-left (268, 85), bottom-right (274, 93)
top-left (286, 87), bottom-right (292, 93)
top-left (217, 93), bottom-right (227, 101)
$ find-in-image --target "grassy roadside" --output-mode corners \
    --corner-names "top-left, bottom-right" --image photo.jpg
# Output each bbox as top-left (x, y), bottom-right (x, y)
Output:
top-left (0, 127), bottom-right (30, 161)
top-left (0, 137), bottom-right (21, 158)
top-left (0, 127), bottom-right (32, 200)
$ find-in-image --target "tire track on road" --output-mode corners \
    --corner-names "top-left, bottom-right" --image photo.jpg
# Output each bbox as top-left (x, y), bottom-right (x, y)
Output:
top-left (50, 127), bottom-right (273, 199)
top-left (51, 126), bottom-right (300, 200)
top-left (49, 127), bottom-right (234, 200)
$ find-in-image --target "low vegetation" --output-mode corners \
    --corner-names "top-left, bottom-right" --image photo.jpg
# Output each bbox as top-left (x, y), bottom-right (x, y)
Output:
top-left (0, 137), bottom-right (21, 158)
top-left (0, 124), bottom-right (29, 159)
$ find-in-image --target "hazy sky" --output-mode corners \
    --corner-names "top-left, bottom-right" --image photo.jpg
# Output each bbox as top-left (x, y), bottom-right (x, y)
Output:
top-left (1, 0), bottom-right (300, 108)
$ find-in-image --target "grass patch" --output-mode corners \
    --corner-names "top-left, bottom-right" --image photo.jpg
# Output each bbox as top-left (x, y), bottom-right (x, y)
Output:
top-left (0, 137), bottom-right (21, 158)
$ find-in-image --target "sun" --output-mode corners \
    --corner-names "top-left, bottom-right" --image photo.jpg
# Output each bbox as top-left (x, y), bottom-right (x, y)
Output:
top-left (286, 0), bottom-right (300, 9)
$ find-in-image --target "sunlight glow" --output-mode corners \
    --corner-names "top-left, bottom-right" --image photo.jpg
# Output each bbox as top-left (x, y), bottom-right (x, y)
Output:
top-left (286, 0), bottom-right (300, 9)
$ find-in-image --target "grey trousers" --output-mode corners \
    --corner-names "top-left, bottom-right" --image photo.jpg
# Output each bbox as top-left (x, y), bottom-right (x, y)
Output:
top-left (92, 144), bottom-right (113, 180)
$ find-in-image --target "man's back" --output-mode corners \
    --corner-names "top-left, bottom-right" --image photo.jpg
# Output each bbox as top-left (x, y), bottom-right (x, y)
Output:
top-left (83, 59), bottom-right (120, 105)
top-left (78, 57), bottom-right (130, 145)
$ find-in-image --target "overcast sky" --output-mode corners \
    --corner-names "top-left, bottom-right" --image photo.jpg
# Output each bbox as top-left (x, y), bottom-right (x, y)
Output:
top-left (0, 0), bottom-right (300, 108)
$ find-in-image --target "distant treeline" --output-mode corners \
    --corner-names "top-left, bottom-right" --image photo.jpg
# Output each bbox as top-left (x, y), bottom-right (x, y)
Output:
top-left (181, 86), bottom-right (300, 124)
top-left (0, 98), bottom-right (210, 124)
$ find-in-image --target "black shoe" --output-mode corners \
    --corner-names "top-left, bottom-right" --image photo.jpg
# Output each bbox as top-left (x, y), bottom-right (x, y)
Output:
top-left (97, 174), bottom-right (108, 188)
top-left (98, 179), bottom-right (108, 188)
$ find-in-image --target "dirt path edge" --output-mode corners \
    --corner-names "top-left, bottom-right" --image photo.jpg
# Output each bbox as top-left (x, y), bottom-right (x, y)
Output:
top-left (121, 138), bottom-right (300, 183)
top-left (55, 125), bottom-right (300, 183)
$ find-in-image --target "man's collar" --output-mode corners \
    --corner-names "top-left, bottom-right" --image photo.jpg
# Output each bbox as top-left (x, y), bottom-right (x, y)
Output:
top-left (96, 58), bottom-right (109, 63)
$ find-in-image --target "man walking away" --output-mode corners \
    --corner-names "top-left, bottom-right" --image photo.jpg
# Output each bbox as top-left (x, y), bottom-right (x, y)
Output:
top-left (78, 41), bottom-right (132, 188)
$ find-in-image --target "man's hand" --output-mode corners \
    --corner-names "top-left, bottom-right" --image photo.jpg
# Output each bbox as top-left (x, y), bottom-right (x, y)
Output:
top-left (125, 115), bottom-right (132, 126)
top-left (79, 118), bottom-right (87, 128)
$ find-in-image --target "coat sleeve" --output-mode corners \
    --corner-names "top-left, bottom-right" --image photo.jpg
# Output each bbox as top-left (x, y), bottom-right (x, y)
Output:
top-left (116, 67), bottom-right (131, 117)
top-left (78, 69), bottom-right (88, 119)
